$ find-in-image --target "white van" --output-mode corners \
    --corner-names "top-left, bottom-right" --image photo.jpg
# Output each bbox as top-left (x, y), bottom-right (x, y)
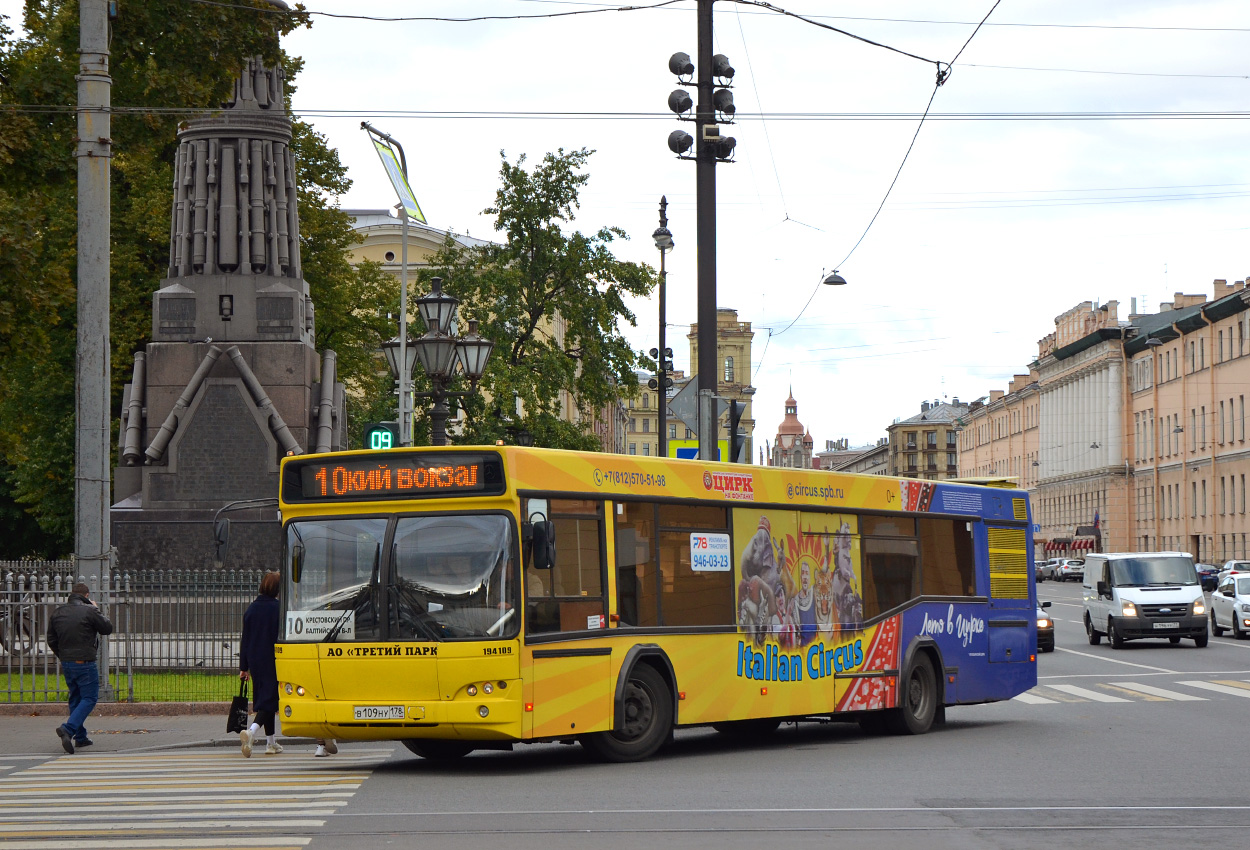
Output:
top-left (1082, 552), bottom-right (1208, 648)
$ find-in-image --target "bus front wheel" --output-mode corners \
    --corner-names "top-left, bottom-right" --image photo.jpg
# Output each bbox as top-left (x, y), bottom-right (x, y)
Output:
top-left (581, 664), bottom-right (672, 762)
top-left (402, 739), bottom-right (474, 760)
top-left (886, 654), bottom-right (938, 735)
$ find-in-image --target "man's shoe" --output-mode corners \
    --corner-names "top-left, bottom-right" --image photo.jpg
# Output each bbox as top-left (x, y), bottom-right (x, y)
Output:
top-left (239, 729), bottom-right (253, 758)
top-left (264, 741), bottom-right (283, 755)
top-left (313, 745), bottom-right (329, 758)
top-left (75, 738), bottom-right (94, 748)
top-left (323, 739), bottom-right (338, 755)
top-left (56, 726), bottom-right (74, 754)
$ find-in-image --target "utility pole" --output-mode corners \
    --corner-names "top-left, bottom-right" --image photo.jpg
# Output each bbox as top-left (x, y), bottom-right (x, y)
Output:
top-left (694, 0), bottom-right (717, 462)
top-left (76, 0), bottom-right (113, 691)
top-left (666, 1), bottom-right (734, 461)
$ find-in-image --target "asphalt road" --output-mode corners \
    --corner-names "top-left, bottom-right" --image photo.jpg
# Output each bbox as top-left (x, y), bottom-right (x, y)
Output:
top-left (4, 580), bottom-right (1248, 850)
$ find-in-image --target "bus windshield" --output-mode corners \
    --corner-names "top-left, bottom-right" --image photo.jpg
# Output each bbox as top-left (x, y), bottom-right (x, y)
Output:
top-left (283, 514), bottom-right (519, 641)
top-left (390, 514), bottom-right (518, 640)
top-left (1109, 557), bottom-right (1198, 587)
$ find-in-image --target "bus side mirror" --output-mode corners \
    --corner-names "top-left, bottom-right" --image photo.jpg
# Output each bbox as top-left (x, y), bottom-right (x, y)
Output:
top-left (213, 518), bottom-right (231, 566)
top-left (1096, 580), bottom-right (1109, 598)
top-left (531, 520), bottom-right (556, 571)
top-left (291, 542), bottom-right (305, 584)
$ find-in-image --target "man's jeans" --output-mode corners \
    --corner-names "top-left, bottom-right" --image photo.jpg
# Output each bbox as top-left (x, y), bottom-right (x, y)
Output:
top-left (62, 661), bottom-right (99, 742)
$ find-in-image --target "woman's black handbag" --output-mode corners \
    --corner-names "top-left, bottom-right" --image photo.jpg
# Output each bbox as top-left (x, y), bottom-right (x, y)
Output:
top-left (227, 680), bottom-right (250, 733)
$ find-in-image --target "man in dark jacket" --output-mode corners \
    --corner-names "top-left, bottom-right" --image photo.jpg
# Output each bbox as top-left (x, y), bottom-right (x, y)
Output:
top-left (47, 583), bottom-right (114, 754)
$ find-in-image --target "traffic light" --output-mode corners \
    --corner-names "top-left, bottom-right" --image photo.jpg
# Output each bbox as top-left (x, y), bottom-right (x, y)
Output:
top-left (665, 49), bottom-right (736, 162)
top-left (363, 422), bottom-right (399, 451)
top-left (647, 347), bottom-right (674, 391)
top-left (728, 399), bottom-right (745, 464)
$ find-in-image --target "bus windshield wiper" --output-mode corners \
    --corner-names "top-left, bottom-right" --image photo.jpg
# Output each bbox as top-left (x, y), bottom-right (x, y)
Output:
top-left (322, 588), bottom-right (367, 643)
top-left (393, 584), bottom-right (444, 641)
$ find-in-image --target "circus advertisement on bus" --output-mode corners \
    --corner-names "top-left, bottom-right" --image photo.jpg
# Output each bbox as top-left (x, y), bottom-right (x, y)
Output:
top-left (732, 509), bottom-right (899, 711)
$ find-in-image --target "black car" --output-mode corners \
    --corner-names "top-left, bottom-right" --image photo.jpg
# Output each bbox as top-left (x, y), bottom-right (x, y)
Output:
top-left (1037, 601), bottom-right (1054, 652)
top-left (1196, 563), bottom-right (1220, 593)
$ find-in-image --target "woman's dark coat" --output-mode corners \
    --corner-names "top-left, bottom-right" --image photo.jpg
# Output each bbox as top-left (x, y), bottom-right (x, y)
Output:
top-left (239, 595), bottom-right (280, 713)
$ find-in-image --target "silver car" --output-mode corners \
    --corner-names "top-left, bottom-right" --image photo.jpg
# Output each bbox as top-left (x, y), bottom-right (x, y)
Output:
top-left (1210, 574), bottom-right (1250, 639)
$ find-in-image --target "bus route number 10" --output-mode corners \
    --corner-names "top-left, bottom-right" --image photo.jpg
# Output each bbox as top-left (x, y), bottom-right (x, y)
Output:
top-left (689, 532), bottom-right (731, 572)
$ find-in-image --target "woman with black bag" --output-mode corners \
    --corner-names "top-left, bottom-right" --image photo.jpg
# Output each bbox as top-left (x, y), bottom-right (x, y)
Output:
top-left (238, 571), bottom-right (282, 757)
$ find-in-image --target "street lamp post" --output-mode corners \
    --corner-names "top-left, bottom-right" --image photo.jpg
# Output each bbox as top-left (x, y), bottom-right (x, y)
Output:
top-left (652, 197), bottom-right (674, 459)
top-left (407, 277), bottom-right (495, 446)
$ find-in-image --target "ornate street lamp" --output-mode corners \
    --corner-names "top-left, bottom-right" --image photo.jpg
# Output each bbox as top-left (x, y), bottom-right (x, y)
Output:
top-left (408, 277), bottom-right (495, 446)
top-left (651, 196), bottom-right (674, 458)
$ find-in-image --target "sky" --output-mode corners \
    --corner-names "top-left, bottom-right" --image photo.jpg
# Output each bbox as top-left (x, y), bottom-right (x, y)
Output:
top-left (7, 0), bottom-right (1250, 451)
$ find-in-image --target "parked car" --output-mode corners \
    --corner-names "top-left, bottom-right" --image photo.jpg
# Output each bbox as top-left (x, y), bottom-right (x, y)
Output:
top-left (1037, 558), bottom-right (1063, 581)
top-left (1196, 563), bottom-right (1221, 592)
top-left (1057, 559), bottom-right (1085, 582)
top-left (1210, 573), bottom-right (1250, 639)
top-left (1219, 560), bottom-right (1250, 583)
top-left (1037, 601), bottom-right (1055, 652)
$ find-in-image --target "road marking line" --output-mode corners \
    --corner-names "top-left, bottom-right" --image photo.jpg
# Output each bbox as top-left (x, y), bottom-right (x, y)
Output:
top-left (0, 820), bottom-right (328, 833)
top-left (1054, 646), bottom-right (1176, 672)
top-left (1012, 692), bottom-right (1059, 704)
top-left (1212, 679), bottom-right (1250, 690)
top-left (1046, 684), bottom-right (1132, 703)
top-left (0, 839), bottom-right (309, 849)
top-left (1108, 682), bottom-right (1207, 701)
top-left (1179, 680), bottom-right (1250, 698)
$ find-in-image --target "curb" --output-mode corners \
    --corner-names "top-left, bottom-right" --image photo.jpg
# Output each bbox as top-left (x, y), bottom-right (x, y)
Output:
top-left (0, 702), bottom-right (231, 717)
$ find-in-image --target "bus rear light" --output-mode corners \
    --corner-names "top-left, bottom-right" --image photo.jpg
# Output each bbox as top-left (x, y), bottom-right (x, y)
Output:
top-left (678, 691), bottom-right (686, 701)
top-left (760, 687), bottom-right (768, 695)
top-left (525, 702), bottom-right (534, 712)
top-left (1029, 654), bottom-right (1036, 662)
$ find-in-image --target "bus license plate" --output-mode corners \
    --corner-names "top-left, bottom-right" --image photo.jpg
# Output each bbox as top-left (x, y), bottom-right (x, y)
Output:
top-left (1153, 622), bottom-right (1179, 630)
top-left (354, 705), bottom-right (404, 720)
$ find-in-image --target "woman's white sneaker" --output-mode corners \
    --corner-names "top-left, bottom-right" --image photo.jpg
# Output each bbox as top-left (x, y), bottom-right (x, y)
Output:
top-left (265, 741), bottom-right (283, 755)
top-left (239, 729), bottom-right (253, 758)
top-left (313, 744), bottom-right (329, 757)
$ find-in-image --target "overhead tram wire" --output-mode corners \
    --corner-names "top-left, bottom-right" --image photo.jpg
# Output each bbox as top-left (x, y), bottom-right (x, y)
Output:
top-left (769, 0), bottom-right (1001, 341)
top-left (183, 0), bottom-right (688, 22)
top-left (188, 0), bottom-right (1250, 34)
top-left (8, 104), bottom-right (1250, 120)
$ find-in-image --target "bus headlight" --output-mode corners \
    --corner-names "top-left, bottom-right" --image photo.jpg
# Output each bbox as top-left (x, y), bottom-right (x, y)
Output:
top-left (466, 685), bottom-right (478, 697)
top-left (283, 683), bottom-right (307, 697)
top-left (482, 682), bottom-right (494, 694)
top-left (478, 705), bottom-right (490, 718)
top-left (1121, 601), bottom-right (1137, 618)
top-left (284, 683), bottom-right (293, 695)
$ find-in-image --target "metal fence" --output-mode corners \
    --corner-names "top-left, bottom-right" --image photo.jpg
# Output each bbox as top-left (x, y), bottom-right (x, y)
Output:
top-left (1, 563), bottom-right (263, 703)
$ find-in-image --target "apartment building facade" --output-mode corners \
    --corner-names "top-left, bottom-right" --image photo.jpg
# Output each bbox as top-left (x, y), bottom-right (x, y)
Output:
top-left (887, 400), bottom-right (969, 479)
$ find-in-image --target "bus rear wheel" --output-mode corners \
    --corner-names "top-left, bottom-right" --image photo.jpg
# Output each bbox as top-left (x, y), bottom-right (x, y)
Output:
top-left (581, 664), bottom-right (672, 763)
top-left (886, 655), bottom-right (938, 735)
top-left (402, 739), bottom-right (474, 760)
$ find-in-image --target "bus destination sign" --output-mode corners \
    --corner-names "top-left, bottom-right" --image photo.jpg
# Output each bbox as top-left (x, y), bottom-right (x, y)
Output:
top-left (283, 452), bottom-right (506, 503)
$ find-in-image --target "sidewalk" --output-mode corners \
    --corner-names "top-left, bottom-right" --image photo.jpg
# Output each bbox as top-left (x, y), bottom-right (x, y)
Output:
top-left (0, 703), bottom-right (322, 756)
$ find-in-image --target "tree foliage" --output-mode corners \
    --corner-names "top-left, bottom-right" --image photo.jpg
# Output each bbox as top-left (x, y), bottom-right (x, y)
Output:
top-left (0, 1), bottom-right (394, 557)
top-left (423, 148), bottom-right (655, 450)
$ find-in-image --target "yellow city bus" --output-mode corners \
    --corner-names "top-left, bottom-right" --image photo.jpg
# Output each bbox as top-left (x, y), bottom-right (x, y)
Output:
top-left (274, 445), bottom-right (1037, 762)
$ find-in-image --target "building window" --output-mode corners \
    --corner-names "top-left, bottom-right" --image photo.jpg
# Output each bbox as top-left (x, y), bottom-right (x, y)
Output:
top-left (643, 444), bottom-right (650, 456)
top-left (642, 393), bottom-right (649, 408)
top-left (685, 428), bottom-right (693, 439)
top-left (629, 443), bottom-right (637, 455)
top-left (642, 419), bottom-right (649, 433)
top-left (723, 356), bottom-right (734, 383)
top-left (630, 418), bottom-right (637, 431)
top-left (925, 431), bottom-right (937, 449)
top-left (669, 424), bottom-right (677, 439)
top-left (1221, 401), bottom-right (1226, 443)
top-left (628, 399), bottom-right (634, 409)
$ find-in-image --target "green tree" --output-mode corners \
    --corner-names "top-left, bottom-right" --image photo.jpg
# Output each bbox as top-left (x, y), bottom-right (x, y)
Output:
top-left (423, 148), bottom-right (655, 450)
top-left (0, 1), bottom-right (394, 556)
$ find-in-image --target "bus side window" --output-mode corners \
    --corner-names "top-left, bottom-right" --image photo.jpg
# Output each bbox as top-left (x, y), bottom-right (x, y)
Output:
top-left (614, 501), bottom-right (656, 627)
top-left (527, 499), bottom-right (607, 634)
top-left (919, 518), bottom-right (975, 596)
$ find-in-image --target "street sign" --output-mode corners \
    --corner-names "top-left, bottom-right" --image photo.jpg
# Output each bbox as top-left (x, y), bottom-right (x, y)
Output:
top-left (668, 377), bottom-right (727, 435)
top-left (668, 439), bottom-right (728, 460)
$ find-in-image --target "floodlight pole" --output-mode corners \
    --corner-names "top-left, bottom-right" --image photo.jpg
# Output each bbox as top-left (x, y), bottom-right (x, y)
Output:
top-left (695, 0), bottom-right (718, 461)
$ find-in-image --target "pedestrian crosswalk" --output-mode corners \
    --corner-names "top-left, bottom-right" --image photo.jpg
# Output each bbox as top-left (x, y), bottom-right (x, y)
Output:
top-left (0, 747), bottom-right (392, 849)
top-left (1015, 678), bottom-right (1250, 705)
